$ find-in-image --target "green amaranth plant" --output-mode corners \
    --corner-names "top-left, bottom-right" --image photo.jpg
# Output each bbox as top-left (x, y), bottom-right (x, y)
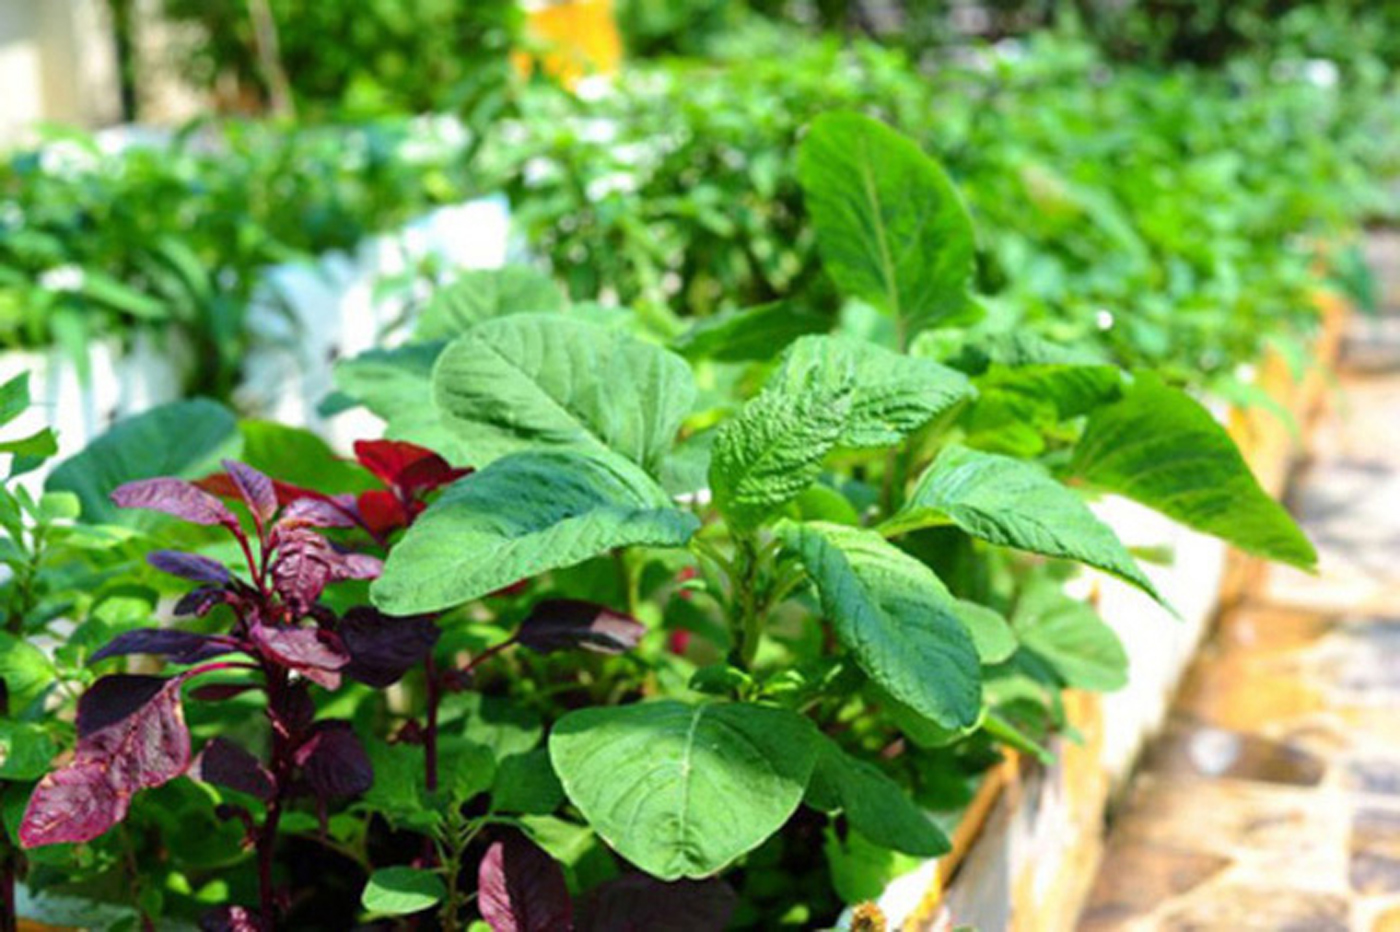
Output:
top-left (352, 112), bottom-right (1314, 924)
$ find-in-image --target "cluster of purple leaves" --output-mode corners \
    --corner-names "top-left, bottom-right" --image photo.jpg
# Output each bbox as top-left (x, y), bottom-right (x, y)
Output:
top-left (479, 832), bottom-right (736, 932)
top-left (18, 461), bottom-right (437, 853)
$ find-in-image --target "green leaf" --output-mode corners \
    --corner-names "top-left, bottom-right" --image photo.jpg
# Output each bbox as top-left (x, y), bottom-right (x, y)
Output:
top-left (776, 521), bottom-right (981, 729)
top-left (549, 700), bottom-right (820, 880)
top-left (79, 271), bottom-right (167, 321)
top-left (438, 738), bottom-right (497, 803)
top-left (332, 342), bottom-right (465, 461)
top-left (433, 314), bottom-right (696, 473)
top-left (372, 451), bottom-right (699, 614)
top-left (709, 341), bottom-right (854, 530)
top-left (238, 421), bottom-right (373, 494)
top-left (1070, 373), bottom-right (1316, 568)
top-left (806, 735), bottom-right (950, 857)
top-left (45, 399), bottom-right (239, 526)
top-left (889, 445), bottom-right (1160, 602)
top-left (782, 335), bottom-right (973, 449)
top-left (36, 491), bottom-right (80, 523)
top-left (359, 738), bottom-right (438, 832)
top-left (798, 112), bottom-right (978, 335)
top-left (671, 301), bottom-right (830, 362)
top-left (0, 428), bottom-right (57, 459)
top-left (492, 749), bottom-right (565, 815)
top-left (0, 372), bottom-right (29, 427)
top-left (442, 693), bottom-right (542, 760)
top-left (1013, 583), bottom-right (1128, 692)
top-left (954, 599), bottom-right (1018, 665)
top-left (414, 266), bottom-right (567, 341)
top-left (0, 721), bottom-right (56, 779)
top-left (362, 867), bottom-right (445, 916)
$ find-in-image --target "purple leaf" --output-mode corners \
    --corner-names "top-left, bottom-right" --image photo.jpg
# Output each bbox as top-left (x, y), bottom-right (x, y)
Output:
top-left (295, 721), bottom-right (372, 799)
top-left (147, 550), bottom-right (232, 585)
top-left (175, 587), bottom-right (232, 618)
top-left (516, 600), bottom-right (647, 656)
top-left (478, 832), bottom-right (574, 932)
top-left (21, 675), bottom-right (190, 847)
top-left (251, 624), bottom-right (349, 690)
top-left (222, 460), bottom-right (278, 527)
top-left (335, 552), bottom-right (383, 581)
top-left (338, 607), bottom-right (440, 688)
top-left (279, 496), bottom-right (357, 529)
top-left (90, 629), bottom-right (239, 666)
top-left (579, 875), bottom-right (737, 932)
top-left (111, 478), bottom-right (239, 529)
top-left (199, 905), bottom-right (269, 932)
top-left (193, 738), bottom-right (274, 801)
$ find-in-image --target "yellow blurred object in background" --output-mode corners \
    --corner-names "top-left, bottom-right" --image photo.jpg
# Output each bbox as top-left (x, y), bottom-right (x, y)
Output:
top-left (515, 0), bottom-right (623, 87)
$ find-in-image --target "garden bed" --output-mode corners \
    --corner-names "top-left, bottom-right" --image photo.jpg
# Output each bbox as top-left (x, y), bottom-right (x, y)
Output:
top-left (866, 291), bottom-right (1352, 932)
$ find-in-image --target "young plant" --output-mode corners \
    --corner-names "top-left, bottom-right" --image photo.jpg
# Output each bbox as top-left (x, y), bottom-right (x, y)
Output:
top-left (17, 460), bottom-right (433, 930)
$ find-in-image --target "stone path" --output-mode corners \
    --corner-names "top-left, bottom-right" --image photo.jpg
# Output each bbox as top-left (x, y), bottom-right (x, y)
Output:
top-left (1076, 234), bottom-right (1400, 932)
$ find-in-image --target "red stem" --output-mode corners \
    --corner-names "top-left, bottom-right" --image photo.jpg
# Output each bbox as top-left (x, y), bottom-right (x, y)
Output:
top-left (1, 852), bottom-right (16, 932)
top-left (256, 664), bottom-right (292, 929)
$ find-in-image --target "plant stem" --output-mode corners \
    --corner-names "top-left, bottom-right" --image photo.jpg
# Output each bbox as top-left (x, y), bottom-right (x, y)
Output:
top-left (732, 537), bottom-right (764, 669)
top-left (257, 665), bottom-right (292, 927)
top-left (424, 655), bottom-right (440, 794)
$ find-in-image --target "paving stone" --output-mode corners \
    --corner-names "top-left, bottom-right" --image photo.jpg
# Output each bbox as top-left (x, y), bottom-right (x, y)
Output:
top-left (1349, 760), bottom-right (1400, 797)
top-left (1352, 808), bottom-right (1400, 895)
top-left (1156, 886), bottom-right (1350, 931)
top-left (1144, 723), bottom-right (1327, 787)
top-left (1173, 653), bottom-right (1321, 733)
top-left (1078, 840), bottom-right (1230, 930)
top-left (1372, 902), bottom-right (1400, 931)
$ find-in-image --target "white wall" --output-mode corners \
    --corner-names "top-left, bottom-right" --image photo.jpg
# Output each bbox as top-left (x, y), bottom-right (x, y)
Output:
top-left (0, 0), bottom-right (120, 146)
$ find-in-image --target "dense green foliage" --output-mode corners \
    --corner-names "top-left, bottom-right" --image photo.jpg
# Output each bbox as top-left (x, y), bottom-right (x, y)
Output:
top-left (0, 120), bottom-right (474, 396)
top-left (480, 22), bottom-right (1396, 387)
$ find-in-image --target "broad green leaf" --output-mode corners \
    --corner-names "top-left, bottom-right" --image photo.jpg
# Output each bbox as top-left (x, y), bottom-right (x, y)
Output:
top-left (671, 301), bottom-right (830, 362)
top-left (441, 693), bottom-right (542, 760)
top-left (491, 749), bottom-right (565, 815)
top-left (359, 738), bottom-right (438, 832)
top-left (438, 738), bottom-right (497, 803)
top-left (1013, 583), bottom-right (1128, 692)
top-left (413, 266), bottom-right (567, 341)
top-left (806, 735), bottom-right (950, 857)
top-left (238, 421), bottom-right (373, 494)
top-left (36, 492), bottom-right (80, 523)
top-left (1071, 373), bottom-right (1316, 568)
top-left (331, 342), bottom-right (465, 461)
top-left (0, 721), bottom-right (56, 780)
top-left (433, 315), bottom-right (696, 474)
top-left (709, 342), bottom-right (854, 530)
top-left (798, 112), bottom-right (978, 335)
top-left (954, 598), bottom-right (1018, 665)
top-left (373, 451), bottom-right (698, 614)
top-left (45, 399), bottom-right (239, 526)
top-left (777, 522), bottom-right (980, 729)
top-left (549, 700), bottom-right (819, 880)
top-left (889, 445), bottom-right (1160, 602)
top-left (974, 363), bottom-right (1123, 420)
top-left (781, 335), bottom-right (973, 449)
top-left (362, 867), bottom-right (445, 916)
top-left (824, 827), bottom-right (922, 906)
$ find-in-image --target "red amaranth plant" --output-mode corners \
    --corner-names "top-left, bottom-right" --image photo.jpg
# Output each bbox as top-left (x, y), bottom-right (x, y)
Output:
top-left (18, 461), bottom-right (436, 930)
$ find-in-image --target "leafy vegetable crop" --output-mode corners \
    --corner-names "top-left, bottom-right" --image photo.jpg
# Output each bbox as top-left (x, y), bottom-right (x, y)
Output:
top-left (4, 113), bottom-right (1314, 930)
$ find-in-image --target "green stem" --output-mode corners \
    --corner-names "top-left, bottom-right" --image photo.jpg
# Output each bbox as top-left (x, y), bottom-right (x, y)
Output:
top-left (733, 537), bottom-right (764, 670)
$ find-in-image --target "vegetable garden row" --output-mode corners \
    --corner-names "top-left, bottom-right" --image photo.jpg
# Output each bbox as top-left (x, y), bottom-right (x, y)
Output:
top-left (1, 5), bottom-right (1396, 930)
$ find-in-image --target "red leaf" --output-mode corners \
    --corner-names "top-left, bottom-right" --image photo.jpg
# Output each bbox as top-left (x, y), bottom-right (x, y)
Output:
top-left (20, 675), bottom-right (190, 847)
top-left (354, 440), bottom-right (468, 495)
top-left (90, 628), bottom-right (239, 665)
top-left (280, 496), bottom-right (358, 529)
top-left (338, 607), bottom-right (439, 688)
top-left (222, 460), bottom-right (278, 527)
top-left (147, 550), bottom-right (232, 585)
top-left (478, 832), bottom-right (574, 932)
top-left (198, 473), bottom-right (318, 509)
top-left (295, 721), bottom-right (372, 799)
top-left (193, 737), bottom-right (274, 801)
top-left (251, 625), bottom-right (349, 689)
top-left (355, 489), bottom-right (410, 537)
top-left (112, 478), bottom-right (238, 529)
top-left (516, 601), bottom-right (646, 656)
